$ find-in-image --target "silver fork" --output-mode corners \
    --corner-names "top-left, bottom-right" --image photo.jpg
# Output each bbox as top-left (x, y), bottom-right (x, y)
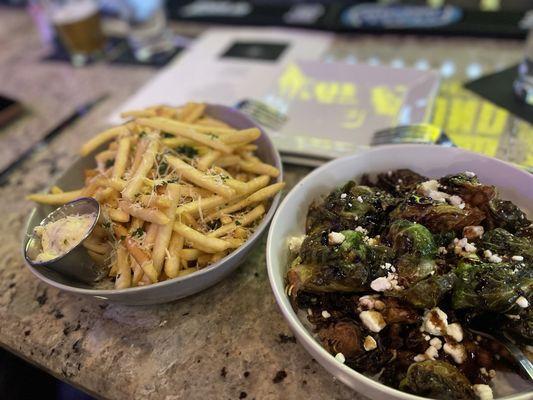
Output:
top-left (371, 123), bottom-right (455, 146)
top-left (469, 327), bottom-right (533, 382)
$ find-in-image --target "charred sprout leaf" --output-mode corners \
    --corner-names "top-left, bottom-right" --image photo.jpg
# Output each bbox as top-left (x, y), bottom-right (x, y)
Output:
top-left (391, 202), bottom-right (485, 233)
top-left (434, 231), bottom-right (456, 248)
top-left (318, 322), bottom-right (364, 358)
top-left (485, 199), bottom-right (531, 233)
top-left (393, 272), bottom-right (456, 309)
top-left (388, 220), bottom-right (436, 258)
top-left (388, 220), bottom-right (437, 284)
top-left (438, 173), bottom-right (496, 207)
top-left (399, 360), bottom-right (476, 400)
top-left (452, 260), bottom-right (533, 312)
top-left (306, 183), bottom-right (397, 235)
top-left (374, 169), bottom-right (428, 195)
top-left (287, 258), bottom-right (369, 293)
top-left (479, 228), bottom-right (533, 261)
top-left (299, 232), bottom-right (332, 265)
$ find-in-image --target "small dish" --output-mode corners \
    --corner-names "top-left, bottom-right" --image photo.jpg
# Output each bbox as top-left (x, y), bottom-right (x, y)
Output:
top-left (23, 104), bottom-right (283, 305)
top-left (24, 197), bottom-right (106, 284)
top-left (266, 144), bottom-right (533, 400)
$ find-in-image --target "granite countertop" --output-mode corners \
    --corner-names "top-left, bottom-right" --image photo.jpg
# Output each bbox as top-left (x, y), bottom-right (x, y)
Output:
top-left (0, 6), bottom-right (529, 400)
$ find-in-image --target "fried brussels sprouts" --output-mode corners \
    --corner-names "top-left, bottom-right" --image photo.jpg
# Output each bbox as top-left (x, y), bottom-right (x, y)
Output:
top-left (452, 260), bottom-right (533, 313)
top-left (390, 201), bottom-right (485, 233)
top-left (388, 219), bottom-right (436, 258)
top-left (439, 173), bottom-right (495, 207)
top-left (484, 199), bottom-right (532, 233)
top-left (399, 360), bottom-right (476, 400)
top-left (394, 272), bottom-right (456, 309)
top-left (373, 169), bottom-right (428, 195)
top-left (479, 228), bottom-right (533, 261)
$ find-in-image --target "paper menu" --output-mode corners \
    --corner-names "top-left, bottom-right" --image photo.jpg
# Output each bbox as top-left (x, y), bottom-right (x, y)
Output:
top-left (256, 61), bottom-right (441, 160)
top-left (108, 27), bottom-right (333, 124)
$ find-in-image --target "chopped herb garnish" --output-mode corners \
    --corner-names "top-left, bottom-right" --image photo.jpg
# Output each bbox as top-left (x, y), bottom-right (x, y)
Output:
top-left (208, 133), bottom-right (218, 139)
top-left (163, 132), bottom-right (174, 138)
top-left (132, 228), bottom-right (144, 237)
top-left (102, 221), bottom-right (111, 229)
top-left (120, 235), bottom-right (126, 241)
top-left (158, 160), bottom-right (169, 175)
top-left (139, 131), bottom-right (147, 138)
top-left (105, 158), bottom-right (115, 168)
top-left (176, 145), bottom-right (198, 158)
top-left (235, 220), bottom-right (242, 226)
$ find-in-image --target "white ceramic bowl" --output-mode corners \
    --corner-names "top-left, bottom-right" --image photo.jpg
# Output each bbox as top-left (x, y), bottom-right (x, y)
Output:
top-left (266, 145), bottom-right (533, 400)
top-left (23, 105), bottom-right (283, 305)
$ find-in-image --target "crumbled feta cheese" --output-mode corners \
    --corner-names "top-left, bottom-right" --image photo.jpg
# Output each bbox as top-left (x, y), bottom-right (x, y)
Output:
top-left (413, 354), bottom-right (426, 362)
top-left (370, 277), bottom-right (392, 292)
top-left (419, 180), bottom-right (450, 202)
top-left (366, 237), bottom-right (378, 246)
top-left (322, 310), bottom-right (331, 319)
top-left (359, 311), bottom-right (386, 333)
top-left (328, 231), bottom-right (346, 245)
top-left (483, 249), bottom-right (492, 258)
top-left (443, 342), bottom-right (466, 364)
top-left (473, 384), bottom-right (493, 400)
top-left (288, 235), bottom-right (305, 253)
top-left (488, 369), bottom-right (496, 379)
top-left (464, 171), bottom-right (476, 178)
top-left (355, 226), bottom-right (368, 234)
top-left (340, 193), bottom-right (347, 199)
top-left (307, 308), bottom-right (313, 316)
top-left (424, 335), bottom-right (431, 341)
top-left (464, 242), bottom-right (477, 253)
top-left (516, 296), bottom-right (529, 308)
top-left (429, 337), bottom-right (443, 350)
top-left (425, 345), bottom-right (439, 360)
top-left (512, 255), bottom-right (524, 261)
top-left (358, 295), bottom-right (377, 310)
top-left (446, 323), bottom-right (464, 342)
top-left (356, 196), bottom-right (364, 203)
top-left (463, 225), bottom-right (484, 240)
top-left (370, 272), bottom-right (402, 292)
top-left (422, 307), bottom-right (448, 336)
top-left (506, 314), bottom-right (521, 320)
top-left (438, 246), bottom-right (448, 255)
top-left (457, 203), bottom-right (465, 209)
top-left (488, 254), bottom-right (502, 263)
top-left (374, 300), bottom-right (385, 311)
top-left (448, 195), bottom-right (464, 206)
top-left (364, 335), bottom-right (377, 351)
top-left (335, 352), bottom-right (346, 364)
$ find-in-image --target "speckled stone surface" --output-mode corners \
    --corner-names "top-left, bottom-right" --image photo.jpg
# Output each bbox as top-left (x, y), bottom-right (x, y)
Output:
top-left (0, 6), bottom-right (529, 400)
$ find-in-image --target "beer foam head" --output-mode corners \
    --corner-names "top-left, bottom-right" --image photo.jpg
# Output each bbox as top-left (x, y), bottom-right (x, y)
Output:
top-left (50, 0), bottom-right (99, 24)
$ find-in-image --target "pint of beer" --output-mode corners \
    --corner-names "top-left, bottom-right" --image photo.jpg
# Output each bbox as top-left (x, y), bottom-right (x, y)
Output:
top-left (43, 0), bottom-right (105, 65)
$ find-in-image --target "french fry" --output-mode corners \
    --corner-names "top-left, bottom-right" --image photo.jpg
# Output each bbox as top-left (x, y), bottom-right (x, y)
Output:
top-left (161, 137), bottom-right (196, 148)
top-left (166, 155), bottom-right (236, 198)
top-left (125, 237), bottom-right (158, 283)
top-left (105, 206), bottom-right (130, 223)
top-left (183, 103), bottom-right (205, 123)
top-left (173, 222), bottom-right (230, 253)
top-left (175, 195), bottom-right (227, 216)
top-left (215, 155), bottom-right (241, 168)
top-left (122, 138), bottom-right (159, 200)
top-left (80, 125), bottom-right (129, 156)
top-left (208, 205), bottom-right (265, 238)
top-left (119, 200), bottom-right (169, 225)
top-left (50, 186), bottom-right (63, 194)
top-left (26, 189), bottom-right (83, 205)
top-left (239, 160), bottom-right (280, 178)
top-left (112, 223), bottom-right (129, 239)
top-left (152, 184), bottom-right (181, 274)
top-left (120, 109), bottom-right (156, 119)
top-left (165, 233), bottom-right (184, 278)
top-left (115, 245), bottom-right (132, 289)
top-left (196, 117), bottom-right (231, 129)
top-left (180, 248), bottom-right (201, 261)
top-left (130, 139), bottom-right (148, 175)
top-left (144, 223), bottom-right (159, 247)
top-left (197, 150), bottom-right (222, 171)
top-left (94, 177), bottom-right (126, 191)
top-left (138, 194), bottom-right (172, 208)
top-left (219, 128), bottom-right (261, 144)
top-left (137, 117), bottom-right (233, 154)
top-left (131, 259), bottom-right (143, 285)
top-left (113, 137), bottom-right (131, 179)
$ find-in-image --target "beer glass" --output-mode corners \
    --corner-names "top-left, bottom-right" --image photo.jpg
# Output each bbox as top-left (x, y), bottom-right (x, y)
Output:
top-left (41, 0), bottom-right (106, 66)
top-left (514, 28), bottom-right (533, 105)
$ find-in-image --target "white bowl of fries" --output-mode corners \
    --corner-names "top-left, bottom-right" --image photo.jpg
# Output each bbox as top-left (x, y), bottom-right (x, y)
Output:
top-left (23, 103), bottom-right (284, 305)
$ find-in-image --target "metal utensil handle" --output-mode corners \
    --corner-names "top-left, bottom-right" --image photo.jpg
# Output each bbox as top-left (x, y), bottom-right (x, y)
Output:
top-left (502, 332), bottom-right (533, 381)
